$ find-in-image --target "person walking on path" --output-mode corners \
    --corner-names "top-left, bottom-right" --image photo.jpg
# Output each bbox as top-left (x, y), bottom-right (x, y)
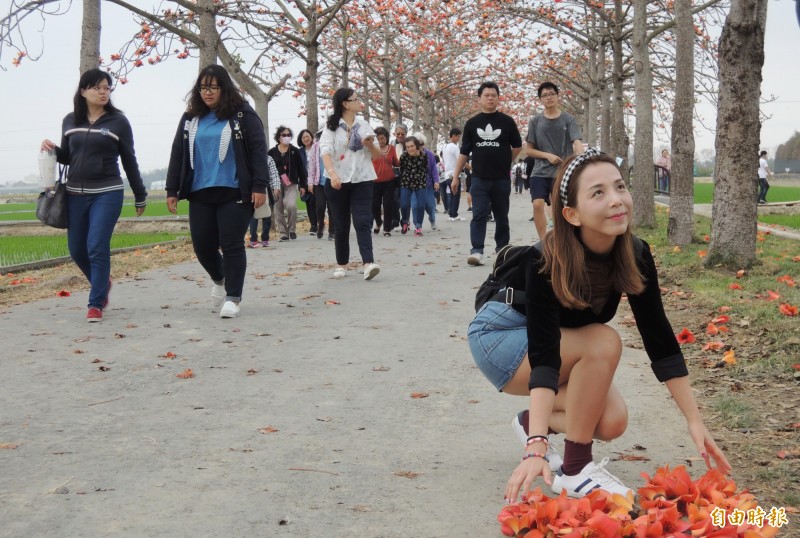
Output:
top-left (414, 132), bottom-right (440, 232)
top-left (41, 68), bottom-right (148, 323)
top-left (442, 127), bottom-right (464, 221)
top-left (655, 148), bottom-right (671, 194)
top-left (525, 82), bottom-right (583, 240)
top-left (451, 81), bottom-right (522, 266)
top-left (165, 65), bottom-right (269, 319)
top-left (297, 129), bottom-right (318, 235)
top-left (370, 126), bottom-right (400, 237)
top-left (307, 130), bottom-right (335, 240)
top-left (320, 87), bottom-right (383, 280)
top-left (247, 155), bottom-right (281, 248)
top-left (467, 149), bottom-right (731, 503)
top-left (398, 136), bottom-right (431, 237)
top-left (757, 150), bottom-right (773, 204)
top-left (269, 126), bottom-right (308, 242)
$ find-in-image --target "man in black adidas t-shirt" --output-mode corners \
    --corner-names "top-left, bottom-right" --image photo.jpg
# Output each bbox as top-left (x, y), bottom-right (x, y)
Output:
top-left (452, 82), bottom-right (522, 266)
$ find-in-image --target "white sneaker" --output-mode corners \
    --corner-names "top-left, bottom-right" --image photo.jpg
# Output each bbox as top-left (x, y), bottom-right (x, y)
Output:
top-left (219, 301), bottom-right (240, 319)
top-left (333, 267), bottom-right (347, 278)
top-left (511, 411), bottom-right (563, 472)
top-left (551, 458), bottom-right (633, 498)
top-left (363, 263), bottom-right (380, 281)
top-left (467, 253), bottom-right (484, 266)
top-left (211, 283), bottom-right (226, 307)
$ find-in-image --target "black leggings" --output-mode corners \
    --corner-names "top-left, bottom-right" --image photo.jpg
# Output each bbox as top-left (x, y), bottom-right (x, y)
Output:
top-left (372, 181), bottom-right (396, 232)
top-left (325, 181), bottom-right (375, 265)
top-left (188, 198), bottom-right (252, 302)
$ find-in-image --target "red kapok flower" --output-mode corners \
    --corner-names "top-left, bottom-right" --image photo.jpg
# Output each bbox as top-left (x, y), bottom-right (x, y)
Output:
top-left (779, 303), bottom-right (798, 317)
top-left (676, 328), bottom-right (695, 344)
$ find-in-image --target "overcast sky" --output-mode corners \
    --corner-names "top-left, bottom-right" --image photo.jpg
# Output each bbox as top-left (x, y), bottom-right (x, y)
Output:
top-left (0, 1), bottom-right (798, 184)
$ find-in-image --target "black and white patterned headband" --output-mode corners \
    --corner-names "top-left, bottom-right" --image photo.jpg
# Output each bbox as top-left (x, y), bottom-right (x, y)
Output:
top-left (559, 147), bottom-right (602, 206)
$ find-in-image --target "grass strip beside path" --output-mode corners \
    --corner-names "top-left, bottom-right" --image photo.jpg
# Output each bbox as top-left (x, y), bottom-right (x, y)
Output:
top-left (0, 232), bottom-right (186, 267)
top-left (630, 207), bottom-right (800, 516)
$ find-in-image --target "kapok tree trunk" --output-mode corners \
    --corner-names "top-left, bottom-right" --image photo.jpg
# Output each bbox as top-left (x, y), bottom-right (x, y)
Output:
top-left (707, 0), bottom-right (768, 269)
top-left (668, 0), bottom-right (696, 246)
top-left (79, 0), bottom-right (101, 73)
top-left (631, 0), bottom-right (655, 228)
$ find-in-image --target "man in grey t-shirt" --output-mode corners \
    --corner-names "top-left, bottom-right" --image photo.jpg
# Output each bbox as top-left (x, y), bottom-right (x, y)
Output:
top-left (526, 82), bottom-right (583, 240)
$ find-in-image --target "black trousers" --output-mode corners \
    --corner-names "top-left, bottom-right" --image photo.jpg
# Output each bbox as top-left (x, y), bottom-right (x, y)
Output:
top-left (372, 181), bottom-right (396, 232)
top-left (325, 180), bottom-right (375, 265)
top-left (189, 198), bottom-right (252, 301)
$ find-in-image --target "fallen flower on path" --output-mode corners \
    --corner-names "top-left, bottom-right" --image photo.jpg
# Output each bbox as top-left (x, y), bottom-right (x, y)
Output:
top-left (779, 303), bottom-right (798, 317)
top-left (702, 341), bottom-right (725, 351)
top-left (765, 290), bottom-right (780, 301)
top-left (710, 315), bottom-right (730, 324)
top-left (176, 369), bottom-right (194, 379)
top-left (161, 352), bottom-right (176, 359)
top-left (722, 350), bottom-right (736, 365)
top-left (706, 322), bottom-right (719, 336)
top-left (697, 250), bottom-right (707, 258)
top-left (718, 305), bottom-right (732, 313)
top-left (56, 290), bottom-right (71, 297)
top-left (776, 275), bottom-right (796, 287)
top-left (410, 392), bottom-right (429, 399)
top-left (676, 328), bottom-right (695, 344)
top-left (258, 426), bottom-right (279, 434)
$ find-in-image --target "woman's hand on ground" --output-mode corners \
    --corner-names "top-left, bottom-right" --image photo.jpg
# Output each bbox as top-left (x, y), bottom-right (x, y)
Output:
top-left (166, 197), bottom-right (178, 215)
top-left (688, 420), bottom-right (732, 475)
top-left (251, 192), bottom-right (266, 208)
top-left (135, 205), bottom-right (146, 217)
top-left (504, 456), bottom-right (552, 504)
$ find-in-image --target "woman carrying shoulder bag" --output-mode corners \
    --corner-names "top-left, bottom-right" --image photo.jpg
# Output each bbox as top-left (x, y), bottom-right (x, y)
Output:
top-left (40, 68), bottom-right (147, 323)
top-left (268, 126), bottom-right (308, 241)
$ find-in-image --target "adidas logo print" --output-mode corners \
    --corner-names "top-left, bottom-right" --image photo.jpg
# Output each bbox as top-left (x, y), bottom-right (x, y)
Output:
top-left (476, 124), bottom-right (502, 147)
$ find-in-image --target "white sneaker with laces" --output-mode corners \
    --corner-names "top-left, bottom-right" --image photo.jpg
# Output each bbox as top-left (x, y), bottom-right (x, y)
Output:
top-left (219, 301), bottom-right (240, 319)
top-left (551, 458), bottom-right (633, 498)
top-left (511, 411), bottom-right (563, 472)
top-left (363, 263), bottom-right (380, 281)
top-left (333, 267), bottom-right (347, 278)
top-left (467, 253), bottom-right (484, 266)
top-left (211, 283), bottom-right (226, 307)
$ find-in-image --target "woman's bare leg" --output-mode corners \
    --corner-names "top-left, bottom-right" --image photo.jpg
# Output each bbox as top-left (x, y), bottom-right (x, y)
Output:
top-left (502, 324), bottom-right (627, 441)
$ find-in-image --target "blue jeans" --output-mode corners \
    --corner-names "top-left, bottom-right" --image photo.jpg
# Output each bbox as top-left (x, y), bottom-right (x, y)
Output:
top-left (469, 176), bottom-right (511, 254)
top-left (66, 190), bottom-right (124, 309)
top-left (189, 198), bottom-right (253, 302)
top-left (443, 179), bottom-right (461, 218)
top-left (325, 180), bottom-right (375, 265)
top-left (249, 215), bottom-right (272, 242)
top-left (399, 187), bottom-right (424, 228)
top-left (757, 177), bottom-right (769, 202)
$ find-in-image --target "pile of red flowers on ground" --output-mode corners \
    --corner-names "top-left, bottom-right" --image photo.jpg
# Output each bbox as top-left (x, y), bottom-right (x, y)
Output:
top-left (498, 465), bottom-right (781, 537)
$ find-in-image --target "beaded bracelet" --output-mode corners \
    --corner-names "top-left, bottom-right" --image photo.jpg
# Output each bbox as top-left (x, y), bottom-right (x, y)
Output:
top-left (521, 452), bottom-right (549, 462)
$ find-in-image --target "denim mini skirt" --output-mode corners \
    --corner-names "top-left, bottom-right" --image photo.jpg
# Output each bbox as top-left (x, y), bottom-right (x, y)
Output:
top-left (467, 301), bottom-right (528, 391)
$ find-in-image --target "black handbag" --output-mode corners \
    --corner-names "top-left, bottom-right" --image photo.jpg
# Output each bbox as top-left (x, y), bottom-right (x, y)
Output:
top-left (36, 165), bottom-right (68, 229)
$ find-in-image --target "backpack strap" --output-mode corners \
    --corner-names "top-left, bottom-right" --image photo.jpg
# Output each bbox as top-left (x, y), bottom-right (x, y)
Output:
top-left (489, 241), bottom-right (543, 305)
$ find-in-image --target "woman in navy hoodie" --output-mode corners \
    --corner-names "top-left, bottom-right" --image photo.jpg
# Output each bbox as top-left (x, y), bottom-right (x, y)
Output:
top-left (41, 68), bottom-right (147, 323)
top-left (166, 65), bottom-right (270, 319)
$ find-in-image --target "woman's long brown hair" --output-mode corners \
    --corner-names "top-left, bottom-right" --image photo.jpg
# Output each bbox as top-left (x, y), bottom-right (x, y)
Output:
top-left (541, 153), bottom-right (645, 309)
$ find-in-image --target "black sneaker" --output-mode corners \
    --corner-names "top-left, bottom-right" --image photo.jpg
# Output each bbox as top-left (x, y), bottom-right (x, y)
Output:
top-left (279, 236), bottom-right (289, 242)
top-left (290, 232), bottom-right (297, 240)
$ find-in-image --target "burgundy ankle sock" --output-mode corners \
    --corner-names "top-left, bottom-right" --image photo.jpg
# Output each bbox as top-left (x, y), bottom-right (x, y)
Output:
top-left (561, 439), bottom-right (593, 476)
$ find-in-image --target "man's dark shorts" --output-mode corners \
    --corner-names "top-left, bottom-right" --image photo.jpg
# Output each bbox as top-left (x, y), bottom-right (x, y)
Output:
top-left (530, 176), bottom-right (554, 205)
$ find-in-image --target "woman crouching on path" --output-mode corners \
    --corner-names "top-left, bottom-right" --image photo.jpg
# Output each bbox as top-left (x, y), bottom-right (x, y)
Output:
top-left (467, 149), bottom-right (731, 503)
top-left (166, 65), bottom-right (269, 319)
